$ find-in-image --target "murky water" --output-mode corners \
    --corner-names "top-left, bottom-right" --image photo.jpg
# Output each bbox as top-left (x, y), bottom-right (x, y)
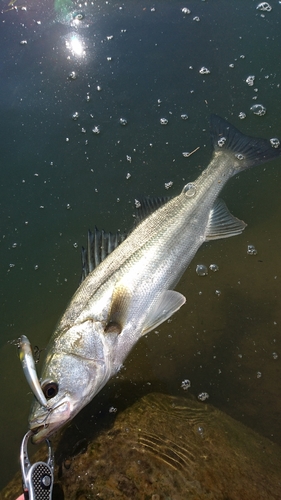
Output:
top-left (1, 0), bottom-right (281, 491)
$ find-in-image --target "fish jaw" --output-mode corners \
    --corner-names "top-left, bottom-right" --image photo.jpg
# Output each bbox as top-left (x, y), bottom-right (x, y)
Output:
top-left (29, 398), bottom-right (72, 443)
top-left (29, 320), bottom-right (112, 441)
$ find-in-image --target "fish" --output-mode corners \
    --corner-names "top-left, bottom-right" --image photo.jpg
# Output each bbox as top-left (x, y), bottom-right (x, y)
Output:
top-left (18, 335), bottom-right (48, 408)
top-left (29, 115), bottom-right (281, 442)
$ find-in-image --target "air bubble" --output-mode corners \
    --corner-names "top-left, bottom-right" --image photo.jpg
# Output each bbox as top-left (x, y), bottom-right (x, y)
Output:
top-left (272, 352), bottom-right (278, 360)
top-left (247, 244), bottom-right (257, 255)
top-left (73, 242), bottom-right (78, 248)
top-left (256, 371), bottom-right (262, 378)
top-left (126, 173), bottom-right (131, 179)
top-left (180, 114), bottom-right (188, 120)
top-left (68, 71), bottom-right (77, 80)
top-left (246, 75), bottom-right (255, 86)
top-left (119, 118), bottom-right (127, 126)
top-left (215, 290), bottom-right (221, 297)
top-left (256, 2), bottom-right (272, 11)
top-left (181, 7), bottom-right (191, 14)
top-left (198, 392), bottom-right (209, 401)
top-left (160, 118), bottom-right (168, 125)
top-left (209, 264), bottom-right (219, 272)
top-left (250, 104), bottom-right (266, 116)
top-left (109, 406), bottom-right (117, 413)
top-left (12, 243), bottom-right (17, 248)
top-left (165, 181), bottom-right (173, 190)
top-left (72, 112), bottom-right (79, 120)
top-left (34, 265), bottom-right (39, 270)
top-left (182, 152), bottom-right (190, 157)
top-left (181, 379), bottom-right (191, 390)
top-left (92, 126), bottom-right (100, 134)
top-left (183, 183), bottom-right (196, 197)
top-left (135, 199), bottom-right (141, 209)
top-left (270, 137), bottom-right (280, 148)
top-left (66, 204), bottom-right (71, 209)
top-left (20, 40), bottom-right (27, 45)
top-left (217, 137), bottom-right (226, 147)
top-left (239, 112), bottom-right (246, 119)
top-left (235, 153), bottom-right (244, 160)
top-left (193, 16), bottom-right (200, 21)
top-left (196, 264), bottom-right (208, 276)
top-left (199, 67), bottom-right (210, 75)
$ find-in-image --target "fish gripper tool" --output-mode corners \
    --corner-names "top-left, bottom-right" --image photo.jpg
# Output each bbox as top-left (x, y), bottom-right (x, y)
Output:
top-left (20, 430), bottom-right (54, 500)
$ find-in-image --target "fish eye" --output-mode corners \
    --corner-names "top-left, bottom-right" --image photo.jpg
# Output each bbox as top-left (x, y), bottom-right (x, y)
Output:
top-left (42, 380), bottom-right (58, 399)
top-left (73, 11), bottom-right (84, 21)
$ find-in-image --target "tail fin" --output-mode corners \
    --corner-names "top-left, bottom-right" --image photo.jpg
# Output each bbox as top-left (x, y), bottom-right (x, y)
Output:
top-left (210, 115), bottom-right (281, 170)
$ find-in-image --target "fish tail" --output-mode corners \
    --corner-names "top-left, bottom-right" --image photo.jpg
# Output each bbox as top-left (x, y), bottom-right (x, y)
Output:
top-left (210, 114), bottom-right (281, 171)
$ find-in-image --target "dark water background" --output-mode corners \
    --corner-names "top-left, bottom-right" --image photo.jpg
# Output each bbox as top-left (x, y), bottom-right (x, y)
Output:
top-left (1, 0), bottom-right (281, 490)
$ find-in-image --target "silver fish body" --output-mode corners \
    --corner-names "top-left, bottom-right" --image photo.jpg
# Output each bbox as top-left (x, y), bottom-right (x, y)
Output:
top-left (29, 115), bottom-right (281, 442)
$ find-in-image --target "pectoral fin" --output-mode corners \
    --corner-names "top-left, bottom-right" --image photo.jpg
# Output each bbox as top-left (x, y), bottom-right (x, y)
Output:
top-left (141, 290), bottom-right (186, 336)
top-left (205, 198), bottom-right (246, 241)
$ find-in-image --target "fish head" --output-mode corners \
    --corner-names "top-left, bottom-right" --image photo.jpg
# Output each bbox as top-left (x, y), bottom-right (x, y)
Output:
top-left (29, 320), bottom-right (110, 443)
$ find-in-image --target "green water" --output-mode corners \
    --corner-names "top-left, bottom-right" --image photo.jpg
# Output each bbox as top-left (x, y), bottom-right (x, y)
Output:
top-left (0, 0), bottom-right (281, 490)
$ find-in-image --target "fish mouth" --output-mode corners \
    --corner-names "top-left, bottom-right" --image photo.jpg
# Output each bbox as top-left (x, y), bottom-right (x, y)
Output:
top-left (30, 424), bottom-right (49, 444)
top-left (29, 400), bottom-right (72, 443)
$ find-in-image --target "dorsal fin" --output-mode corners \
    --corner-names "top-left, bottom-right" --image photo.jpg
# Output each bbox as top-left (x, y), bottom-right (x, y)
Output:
top-left (81, 227), bottom-right (127, 282)
top-left (134, 196), bottom-right (170, 225)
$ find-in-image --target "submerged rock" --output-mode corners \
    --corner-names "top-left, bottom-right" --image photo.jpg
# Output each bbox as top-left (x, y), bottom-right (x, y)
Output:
top-left (1, 392), bottom-right (281, 499)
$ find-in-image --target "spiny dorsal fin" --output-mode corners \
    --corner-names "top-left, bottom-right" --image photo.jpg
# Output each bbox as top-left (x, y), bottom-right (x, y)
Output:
top-left (134, 196), bottom-right (170, 226)
top-left (205, 198), bottom-right (247, 241)
top-left (210, 114), bottom-right (281, 170)
top-left (81, 227), bottom-right (127, 282)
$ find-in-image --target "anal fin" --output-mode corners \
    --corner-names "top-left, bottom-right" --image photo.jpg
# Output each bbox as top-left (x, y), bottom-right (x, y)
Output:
top-left (205, 198), bottom-right (247, 241)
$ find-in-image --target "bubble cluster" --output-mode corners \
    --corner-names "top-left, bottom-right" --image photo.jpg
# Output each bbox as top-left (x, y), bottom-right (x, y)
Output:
top-left (256, 371), bottom-right (262, 379)
top-left (199, 67), bottom-right (210, 75)
top-left (198, 392), bottom-right (209, 401)
top-left (239, 112), bottom-right (246, 119)
top-left (235, 153), bottom-right (245, 161)
top-left (119, 118), bottom-right (127, 126)
top-left (270, 137), bottom-right (280, 148)
top-left (246, 75), bottom-right (255, 86)
top-left (196, 264), bottom-right (208, 276)
top-left (272, 352), bottom-right (278, 360)
top-left (256, 2), bottom-right (272, 11)
top-left (160, 118), bottom-right (168, 125)
top-left (180, 114), bottom-right (188, 120)
top-left (215, 290), bottom-right (221, 297)
top-left (109, 406), bottom-right (117, 413)
top-left (247, 244), bottom-right (257, 255)
top-left (181, 379), bottom-right (191, 390)
top-left (92, 126), bottom-right (100, 134)
top-left (72, 112), bottom-right (79, 120)
top-left (250, 104), bottom-right (266, 116)
top-left (181, 7), bottom-right (191, 14)
top-left (217, 137), bottom-right (226, 147)
top-left (165, 181), bottom-right (173, 190)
